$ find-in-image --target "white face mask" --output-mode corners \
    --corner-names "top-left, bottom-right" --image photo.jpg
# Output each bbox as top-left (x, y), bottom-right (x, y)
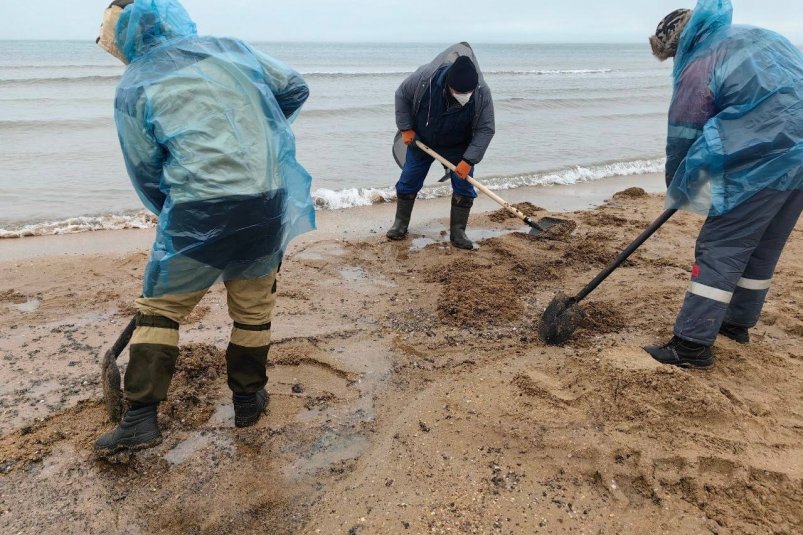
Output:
top-left (97, 7), bottom-right (128, 65)
top-left (450, 90), bottom-right (474, 107)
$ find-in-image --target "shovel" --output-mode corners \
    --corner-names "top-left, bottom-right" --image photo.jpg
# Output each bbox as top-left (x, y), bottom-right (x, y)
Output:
top-left (392, 132), bottom-right (569, 236)
top-left (539, 209), bottom-right (677, 345)
top-left (101, 316), bottom-right (136, 422)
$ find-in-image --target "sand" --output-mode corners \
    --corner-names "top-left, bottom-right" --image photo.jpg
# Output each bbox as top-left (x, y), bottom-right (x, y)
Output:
top-left (0, 178), bottom-right (801, 534)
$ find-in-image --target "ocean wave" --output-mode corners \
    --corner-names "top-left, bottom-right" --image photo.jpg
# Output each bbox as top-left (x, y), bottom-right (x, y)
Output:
top-left (1, 158), bottom-right (664, 238)
top-left (0, 75), bottom-right (120, 87)
top-left (0, 69), bottom-right (612, 87)
top-left (312, 157), bottom-right (665, 210)
top-left (0, 118), bottom-right (111, 131)
top-left (301, 68), bottom-right (612, 79)
top-left (0, 212), bottom-right (157, 239)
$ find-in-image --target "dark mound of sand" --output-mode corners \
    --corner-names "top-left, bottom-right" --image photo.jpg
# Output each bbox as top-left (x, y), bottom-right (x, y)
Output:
top-left (487, 202), bottom-right (545, 223)
top-left (613, 187), bottom-right (648, 199)
top-left (161, 344), bottom-right (226, 430)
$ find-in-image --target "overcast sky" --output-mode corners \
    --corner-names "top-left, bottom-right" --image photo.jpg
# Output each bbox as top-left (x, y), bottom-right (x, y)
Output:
top-left (1, 0), bottom-right (801, 43)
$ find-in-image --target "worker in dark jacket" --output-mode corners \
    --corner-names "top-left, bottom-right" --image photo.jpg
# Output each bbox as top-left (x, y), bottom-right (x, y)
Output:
top-left (644, 0), bottom-right (802, 368)
top-left (387, 42), bottom-right (495, 250)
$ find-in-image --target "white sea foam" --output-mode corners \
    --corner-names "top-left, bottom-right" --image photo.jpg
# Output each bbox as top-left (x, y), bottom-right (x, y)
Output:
top-left (313, 187), bottom-right (395, 209)
top-left (0, 158), bottom-right (664, 238)
top-left (0, 212), bottom-right (157, 239)
top-left (312, 157), bottom-right (665, 210)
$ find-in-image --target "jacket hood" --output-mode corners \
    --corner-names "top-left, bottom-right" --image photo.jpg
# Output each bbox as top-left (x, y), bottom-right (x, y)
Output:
top-left (674, 0), bottom-right (733, 79)
top-left (115, 0), bottom-right (197, 63)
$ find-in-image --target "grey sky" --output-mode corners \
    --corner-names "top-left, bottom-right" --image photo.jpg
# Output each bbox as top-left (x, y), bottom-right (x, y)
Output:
top-left (1, 0), bottom-right (801, 43)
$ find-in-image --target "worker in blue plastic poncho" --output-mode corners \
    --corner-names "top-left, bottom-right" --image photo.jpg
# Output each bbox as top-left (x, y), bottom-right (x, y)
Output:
top-left (93, 0), bottom-right (315, 455)
top-left (643, 0), bottom-right (802, 369)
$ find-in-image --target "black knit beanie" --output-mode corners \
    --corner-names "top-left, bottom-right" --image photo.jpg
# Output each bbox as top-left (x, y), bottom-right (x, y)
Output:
top-left (446, 56), bottom-right (478, 92)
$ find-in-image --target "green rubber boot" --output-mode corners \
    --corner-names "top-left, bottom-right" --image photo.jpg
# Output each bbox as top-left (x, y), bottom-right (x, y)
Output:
top-left (450, 194), bottom-right (475, 250)
top-left (387, 194), bottom-right (416, 240)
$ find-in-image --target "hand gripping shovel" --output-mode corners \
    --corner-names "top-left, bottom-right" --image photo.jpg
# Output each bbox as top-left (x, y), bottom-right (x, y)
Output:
top-left (392, 132), bottom-right (569, 236)
top-left (101, 316), bottom-right (136, 422)
top-left (540, 209), bottom-right (677, 345)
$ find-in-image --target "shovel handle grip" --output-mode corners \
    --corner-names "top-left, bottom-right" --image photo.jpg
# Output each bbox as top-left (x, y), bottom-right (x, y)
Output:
top-left (573, 209), bottom-right (677, 303)
top-left (414, 140), bottom-right (533, 225)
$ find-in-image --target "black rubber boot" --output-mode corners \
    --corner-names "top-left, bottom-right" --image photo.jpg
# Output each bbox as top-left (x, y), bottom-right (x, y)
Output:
top-left (643, 336), bottom-right (714, 369)
top-left (450, 194), bottom-right (475, 250)
top-left (386, 194), bottom-right (416, 240)
top-left (95, 403), bottom-right (162, 455)
top-left (233, 389), bottom-right (269, 428)
top-left (719, 323), bottom-right (749, 344)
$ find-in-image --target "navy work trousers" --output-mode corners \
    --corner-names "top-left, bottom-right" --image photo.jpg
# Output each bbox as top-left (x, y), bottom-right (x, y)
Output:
top-left (674, 189), bottom-right (802, 345)
top-left (395, 146), bottom-right (477, 198)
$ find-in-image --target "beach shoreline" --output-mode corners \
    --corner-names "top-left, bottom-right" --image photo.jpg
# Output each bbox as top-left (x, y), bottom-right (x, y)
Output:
top-left (0, 172), bottom-right (665, 261)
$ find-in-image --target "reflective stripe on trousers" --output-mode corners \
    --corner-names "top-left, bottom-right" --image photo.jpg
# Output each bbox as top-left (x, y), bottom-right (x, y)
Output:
top-left (674, 189), bottom-right (802, 345)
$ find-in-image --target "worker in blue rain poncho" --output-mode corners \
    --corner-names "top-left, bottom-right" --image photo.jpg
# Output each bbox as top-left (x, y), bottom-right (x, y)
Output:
top-left (94, 0), bottom-right (316, 454)
top-left (643, 0), bottom-right (802, 368)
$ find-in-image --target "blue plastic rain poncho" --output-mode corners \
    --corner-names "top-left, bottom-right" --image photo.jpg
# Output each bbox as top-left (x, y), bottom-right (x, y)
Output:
top-left (113, 0), bottom-right (315, 297)
top-left (664, 0), bottom-right (803, 216)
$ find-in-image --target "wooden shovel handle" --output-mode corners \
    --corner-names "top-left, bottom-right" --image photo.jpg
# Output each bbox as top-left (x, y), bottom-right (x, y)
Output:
top-left (414, 140), bottom-right (533, 225)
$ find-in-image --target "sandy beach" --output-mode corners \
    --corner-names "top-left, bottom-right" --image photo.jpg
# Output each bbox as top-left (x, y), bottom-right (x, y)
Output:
top-left (0, 174), bottom-right (801, 534)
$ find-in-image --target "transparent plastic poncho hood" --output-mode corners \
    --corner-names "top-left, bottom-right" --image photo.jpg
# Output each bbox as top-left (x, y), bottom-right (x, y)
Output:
top-left (113, 0), bottom-right (315, 297)
top-left (665, 0), bottom-right (803, 216)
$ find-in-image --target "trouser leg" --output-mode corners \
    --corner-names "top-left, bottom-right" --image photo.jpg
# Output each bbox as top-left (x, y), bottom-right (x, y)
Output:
top-left (395, 147), bottom-right (433, 197)
top-left (439, 147), bottom-right (477, 199)
top-left (224, 270), bottom-right (279, 394)
top-left (125, 289), bottom-right (207, 404)
top-left (673, 190), bottom-right (792, 345)
top-left (725, 191), bottom-right (803, 327)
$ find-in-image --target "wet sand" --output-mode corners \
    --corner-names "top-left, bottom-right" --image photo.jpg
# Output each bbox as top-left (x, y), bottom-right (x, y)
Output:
top-left (0, 175), bottom-right (801, 534)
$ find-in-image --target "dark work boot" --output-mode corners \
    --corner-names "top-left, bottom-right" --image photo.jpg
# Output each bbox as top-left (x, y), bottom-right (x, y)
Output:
top-left (719, 323), bottom-right (749, 344)
top-left (233, 389), bottom-right (269, 428)
top-left (95, 403), bottom-right (162, 455)
top-left (386, 194), bottom-right (416, 240)
top-left (643, 336), bottom-right (714, 369)
top-left (450, 194), bottom-right (475, 250)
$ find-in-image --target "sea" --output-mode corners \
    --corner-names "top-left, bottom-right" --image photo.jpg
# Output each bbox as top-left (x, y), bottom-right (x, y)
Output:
top-left (0, 41), bottom-right (674, 238)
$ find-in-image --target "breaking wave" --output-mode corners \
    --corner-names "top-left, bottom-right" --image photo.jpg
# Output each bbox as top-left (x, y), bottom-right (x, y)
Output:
top-left (312, 157), bottom-right (664, 209)
top-left (1, 157), bottom-right (663, 238)
top-left (0, 212), bottom-right (157, 239)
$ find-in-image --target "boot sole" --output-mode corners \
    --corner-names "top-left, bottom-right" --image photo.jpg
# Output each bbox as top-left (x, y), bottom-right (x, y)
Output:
top-left (95, 434), bottom-right (163, 458)
top-left (387, 233), bottom-right (408, 241)
top-left (450, 240), bottom-right (474, 250)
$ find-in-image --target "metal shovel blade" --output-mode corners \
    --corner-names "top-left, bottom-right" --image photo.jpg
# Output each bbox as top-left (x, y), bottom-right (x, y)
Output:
top-left (539, 292), bottom-right (586, 345)
top-left (101, 348), bottom-right (124, 423)
top-left (527, 216), bottom-right (577, 238)
top-left (100, 316), bottom-right (136, 423)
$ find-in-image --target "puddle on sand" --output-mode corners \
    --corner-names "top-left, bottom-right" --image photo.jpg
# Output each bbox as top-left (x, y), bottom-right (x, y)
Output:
top-left (410, 237), bottom-right (440, 251)
top-left (294, 242), bottom-right (347, 261)
top-left (13, 299), bottom-right (41, 313)
top-left (164, 430), bottom-right (233, 465)
top-left (283, 432), bottom-right (370, 480)
top-left (339, 266), bottom-right (396, 289)
top-left (207, 403), bottom-right (235, 426)
top-left (339, 266), bottom-right (367, 282)
top-left (409, 228), bottom-right (525, 251)
top-left (466, 227), bottom-right (525, 243)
